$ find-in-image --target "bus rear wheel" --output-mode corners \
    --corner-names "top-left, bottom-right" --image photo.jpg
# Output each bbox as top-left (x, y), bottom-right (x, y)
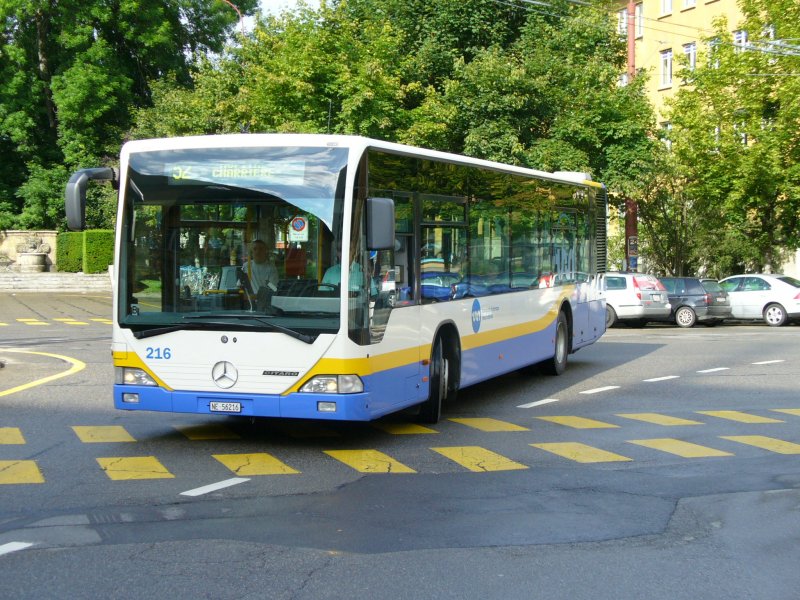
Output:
top-left (418, 338), bottom-right (447, 424)
top-left (540, 311), bottom-right (568, 376)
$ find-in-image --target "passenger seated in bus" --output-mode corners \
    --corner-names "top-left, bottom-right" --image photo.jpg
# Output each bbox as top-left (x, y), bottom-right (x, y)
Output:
top-left (243, 239), bottom-right (279, 294)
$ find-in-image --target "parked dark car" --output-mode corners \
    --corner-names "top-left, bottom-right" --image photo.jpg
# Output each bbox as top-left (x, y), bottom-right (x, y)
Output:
top-left (654, 277), bottom-right (732, 327)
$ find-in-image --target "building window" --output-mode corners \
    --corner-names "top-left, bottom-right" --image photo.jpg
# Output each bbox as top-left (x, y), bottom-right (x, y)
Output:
top-left (683, 0), bottom-right (696, 7)
top-left (617, 8), bottom-right (628, 35)
top-left (661, 0), bottom-right (673, 14)
top-left (708, 38), bottom-right (720, 68)
top-left (635, 3), bottom-right (643, 37)
top-left (683, 42), bottom-right (697, 71)
top-left (734, 30), bottom-right (749, 52)
top-left (661, 122), bottom-right (673, 151)
top-left (660, 49), bottom-right (673, 87)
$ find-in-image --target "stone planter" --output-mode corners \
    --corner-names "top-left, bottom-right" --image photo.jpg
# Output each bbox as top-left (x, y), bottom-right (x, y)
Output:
top-left (17, 252), bottom-right (47, 273)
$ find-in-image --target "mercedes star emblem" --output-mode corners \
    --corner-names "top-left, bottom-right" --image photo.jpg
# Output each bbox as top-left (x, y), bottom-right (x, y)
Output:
top-left (211, 361), bottom-right (238, 389)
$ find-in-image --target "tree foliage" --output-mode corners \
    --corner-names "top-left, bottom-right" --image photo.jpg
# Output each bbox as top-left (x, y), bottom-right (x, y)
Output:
top-left (0, 0), bottom-right (257, 230)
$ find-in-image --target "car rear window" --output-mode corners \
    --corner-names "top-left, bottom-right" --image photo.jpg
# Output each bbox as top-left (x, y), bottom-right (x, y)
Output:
top-left (606, 277), bottom-right (627, 290)
top-left (634, 275), bottom-right (666, 291)
top-left (686, 279), bottom-right (705, 294)
top-left (778, 276), bottom-right (800, 288)
top-left (701, 280), bottom-right (723, 292)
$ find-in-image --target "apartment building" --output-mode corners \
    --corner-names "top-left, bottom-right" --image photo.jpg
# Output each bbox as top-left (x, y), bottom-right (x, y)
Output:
top-left (615, 0), bottom-right (744, 122)
top-left (614, 0), bottom-right (799, 277)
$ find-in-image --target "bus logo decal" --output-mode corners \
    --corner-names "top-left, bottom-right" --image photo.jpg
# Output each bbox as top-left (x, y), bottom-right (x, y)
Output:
top-left (263, 370), bottom-right (299, 377)
top-left (212, 361), bottom-right (238, 389)
top-left (472, 299), bottom-right (482, 333)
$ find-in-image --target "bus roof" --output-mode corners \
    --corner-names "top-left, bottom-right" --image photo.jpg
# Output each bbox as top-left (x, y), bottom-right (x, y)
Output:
top-left (121, 134), bottom-right (604, 189)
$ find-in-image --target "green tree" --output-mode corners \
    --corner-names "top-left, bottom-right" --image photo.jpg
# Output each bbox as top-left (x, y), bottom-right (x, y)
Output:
top-left (0, 0), bottom-right (257, 230)
top-left (667, 0), bottom-right (800, 274)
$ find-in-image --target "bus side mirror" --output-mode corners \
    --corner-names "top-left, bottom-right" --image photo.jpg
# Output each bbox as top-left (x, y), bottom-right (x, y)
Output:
top-left (65, 167), bottom-right (118, 231)
top-left (366, 197), bottom-right (395, 250)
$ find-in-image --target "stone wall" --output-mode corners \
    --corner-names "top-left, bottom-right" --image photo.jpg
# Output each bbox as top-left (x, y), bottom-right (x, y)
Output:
top-left (0, 230), bottom-right (57, 271)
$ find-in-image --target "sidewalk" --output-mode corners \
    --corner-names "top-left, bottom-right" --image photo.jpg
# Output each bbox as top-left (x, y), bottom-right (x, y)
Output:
top-left (0, 271), bottom-right (112, 293)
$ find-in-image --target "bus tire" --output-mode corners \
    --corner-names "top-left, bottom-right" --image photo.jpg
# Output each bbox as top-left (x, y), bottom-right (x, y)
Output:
top-left (418, 337), bottom-right (447, 423)
top-left (540, 311), bottom-right (568, 376)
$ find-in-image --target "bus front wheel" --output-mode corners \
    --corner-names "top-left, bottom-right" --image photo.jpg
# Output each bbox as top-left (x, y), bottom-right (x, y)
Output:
top-left (418, 338), bottom-right (447, 424)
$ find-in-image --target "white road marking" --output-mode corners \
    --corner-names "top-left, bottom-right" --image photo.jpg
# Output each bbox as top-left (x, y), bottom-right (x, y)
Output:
top-left (580, 386), bottom-right (620, 395)
top-left (518, 398), bottom-right (559, 408)
top-left (752, 360), bottom-right (785, 365)
top-left (180, 477), bottom-right (250, 497)
top-left (643, 375), bottom-right (680, 382)
top-left (0, 542), bottom-right (34, 556)
top-left (697, 367), bottom-right (730, 373)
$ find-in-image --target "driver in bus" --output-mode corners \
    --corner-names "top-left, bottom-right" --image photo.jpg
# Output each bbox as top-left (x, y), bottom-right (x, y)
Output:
top-left (244, 239), bottom-right (279, 293)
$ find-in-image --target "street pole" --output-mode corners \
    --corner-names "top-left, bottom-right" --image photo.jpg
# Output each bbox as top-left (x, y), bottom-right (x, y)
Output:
top-left (625, 0), bottom-right (638, 271)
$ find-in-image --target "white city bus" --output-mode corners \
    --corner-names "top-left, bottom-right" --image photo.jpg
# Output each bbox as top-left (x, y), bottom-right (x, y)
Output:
top-left (66, 134), bottom-right (607, 423)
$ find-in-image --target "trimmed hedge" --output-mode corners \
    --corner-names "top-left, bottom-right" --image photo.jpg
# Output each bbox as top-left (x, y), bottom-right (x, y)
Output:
top-left (82, 229), bottom-right (115, 274)
top-left (56, 232), bottom-right (84, 272)
top-left (56, 230), bottom-right (114, 273)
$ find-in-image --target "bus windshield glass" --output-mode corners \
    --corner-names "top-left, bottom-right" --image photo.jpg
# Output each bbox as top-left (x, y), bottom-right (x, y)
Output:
top-left (120, 145), bottom-right (348, 339)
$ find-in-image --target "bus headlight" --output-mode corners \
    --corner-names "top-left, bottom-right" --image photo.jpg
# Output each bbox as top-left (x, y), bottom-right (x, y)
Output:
top-left (116, 367), bottom-right (157, 386)
top-left (299, 375), bottom-right (364, 394)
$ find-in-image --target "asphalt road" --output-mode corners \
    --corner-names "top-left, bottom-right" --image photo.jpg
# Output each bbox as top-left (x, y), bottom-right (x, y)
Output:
top-left (1, 292), bottom-right (799, 599)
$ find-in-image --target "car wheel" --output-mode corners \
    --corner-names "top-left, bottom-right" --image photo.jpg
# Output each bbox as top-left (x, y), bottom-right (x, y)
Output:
top-left (605, 305), bottom-right (617, 328)
top-left (763, 303), bottom-right (787, 327)
top-left (675, 306), bottom-right (696, 328)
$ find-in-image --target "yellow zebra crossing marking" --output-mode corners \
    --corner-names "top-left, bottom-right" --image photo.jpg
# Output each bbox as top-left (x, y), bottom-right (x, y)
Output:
top-left (720, 436), bottom-right (800, 454)
top-left (97, 456), bottom-right (174, 480)
top-left (373, 422), bottom-right (439, 435)
top-left (771, 409), bottom-right (800, 417)
top-left (536, 416), bottom-right (619, 429)
top-left (72, 426), bottom-right (136, 443)
top-left (696, 410), bottom-right (784, 424)
top-left (324, 450), bottom-right (416, 473)
top-left (0, 460), bottom-right (44, 484)
top-left (53, 318), bottom-right (88, 325)
top-left (90, 318), bottom-right (113, 324)
top-left (16, 318), bottom-right (47, 326)
top-left (628, 438), bottom-right (733, 458)
top-left (0, 427), bottom-right (26, 444)
top-left (616, 413), bottom-right (703, 426)
top-left (175, 424), bottom-right (240, 441)
top-left (449, 418), bottom-right (530, 432)
top-left (531, 442), bottom-right (632, 463)
top-left (213, 453), bottom-right (300, 475)
top-left (431, 446), bottom-right (528, 472)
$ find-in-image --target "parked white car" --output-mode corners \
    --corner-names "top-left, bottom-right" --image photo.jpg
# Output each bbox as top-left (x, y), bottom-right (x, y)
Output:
top-left (604, 273), bottom-right (672, 327)
top-left (718, 274), bottom-right (800, 326)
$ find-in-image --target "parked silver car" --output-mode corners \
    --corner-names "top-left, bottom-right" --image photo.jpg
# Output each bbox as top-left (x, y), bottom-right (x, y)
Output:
top-left (718, 274), bottom-right (800, 326)
top-left (604, 273), bottom-right (671, 327)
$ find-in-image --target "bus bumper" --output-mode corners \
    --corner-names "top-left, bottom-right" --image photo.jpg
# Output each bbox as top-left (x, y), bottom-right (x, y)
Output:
top-left (114, 384), bottom-right (377, 421)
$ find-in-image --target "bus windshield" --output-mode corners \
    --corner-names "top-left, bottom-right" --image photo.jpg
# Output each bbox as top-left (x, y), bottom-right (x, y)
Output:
top-left (120, 146), bottom-right (348, 340)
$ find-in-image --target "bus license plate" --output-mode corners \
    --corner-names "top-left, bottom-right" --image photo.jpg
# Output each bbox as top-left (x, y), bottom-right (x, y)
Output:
top-left (210, 401), bottom-right (242, 413)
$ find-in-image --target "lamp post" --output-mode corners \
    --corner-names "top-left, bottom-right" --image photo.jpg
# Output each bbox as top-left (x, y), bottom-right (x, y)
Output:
top-left (625, 0), bottom-right (639, 271)
top-left (221, 0), bottom-right (245, 36)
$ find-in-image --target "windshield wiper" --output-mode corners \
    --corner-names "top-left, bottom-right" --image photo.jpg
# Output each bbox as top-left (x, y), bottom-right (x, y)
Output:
top-left (181, 314), bottom-right (316, 344)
